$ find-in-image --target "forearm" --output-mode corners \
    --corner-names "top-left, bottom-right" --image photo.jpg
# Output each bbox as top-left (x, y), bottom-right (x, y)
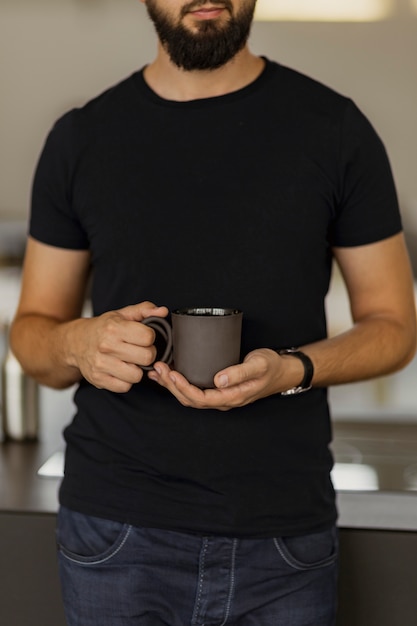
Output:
top-left (10, 301), bottom-right (169, 393)
top-left (303, 314), bottom-right (416, 388)
top-left (10, 313), bottom-right (85, 389)
top-left (135, 310), bottom-right (416, 411)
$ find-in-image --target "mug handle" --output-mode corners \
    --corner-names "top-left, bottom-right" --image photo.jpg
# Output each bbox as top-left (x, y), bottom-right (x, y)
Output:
top-left (141, 316), bottom-right (173, 370)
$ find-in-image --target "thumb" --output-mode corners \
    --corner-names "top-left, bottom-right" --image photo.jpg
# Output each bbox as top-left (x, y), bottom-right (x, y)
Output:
top-left (214, 357), bottom-right (259, 389)
top-left (214, 351), bottom-right (272, 389)
top-left (119, 301), bottom-right (169, 322)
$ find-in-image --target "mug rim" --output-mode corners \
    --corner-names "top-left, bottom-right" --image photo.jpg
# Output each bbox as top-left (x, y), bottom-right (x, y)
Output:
top-left (172, 307), bottom-right (241, 317)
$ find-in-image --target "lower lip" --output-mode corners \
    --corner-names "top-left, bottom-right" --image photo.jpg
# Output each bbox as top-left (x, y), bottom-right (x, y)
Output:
top-left (190, 8), bottom-right (225, 19)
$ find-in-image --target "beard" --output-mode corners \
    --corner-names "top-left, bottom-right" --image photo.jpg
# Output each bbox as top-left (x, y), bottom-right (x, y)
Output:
top-left (145, 0), bottom-right (257, 71)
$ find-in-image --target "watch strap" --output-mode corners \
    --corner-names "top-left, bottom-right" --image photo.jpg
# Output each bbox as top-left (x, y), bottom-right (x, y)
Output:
top-left (276, 348), bottom-right (314, 396)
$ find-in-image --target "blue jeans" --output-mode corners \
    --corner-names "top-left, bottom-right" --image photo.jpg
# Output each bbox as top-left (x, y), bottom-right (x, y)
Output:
top-left (57, 506), bottom-right (338, 625)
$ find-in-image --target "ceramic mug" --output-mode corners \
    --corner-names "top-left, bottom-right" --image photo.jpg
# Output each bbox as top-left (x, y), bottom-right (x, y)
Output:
top-left (142, 307), bottom-right (243, 388)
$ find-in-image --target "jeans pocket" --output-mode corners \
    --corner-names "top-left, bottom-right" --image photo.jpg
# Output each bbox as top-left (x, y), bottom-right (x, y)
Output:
top-left (57, 506), bottom-right (132, 566)
top-left (273, 526), bottom-right (338, 571)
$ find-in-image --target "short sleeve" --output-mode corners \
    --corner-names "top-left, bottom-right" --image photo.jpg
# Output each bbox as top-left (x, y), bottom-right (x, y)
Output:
top-left (330, 100), bottom-right (402, 247)
top-left (29, 111), bottom-right (89, 250)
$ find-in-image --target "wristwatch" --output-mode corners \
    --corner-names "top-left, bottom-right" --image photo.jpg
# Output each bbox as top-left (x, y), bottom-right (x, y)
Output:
top-left (276, 348), bottom-right (314, 396)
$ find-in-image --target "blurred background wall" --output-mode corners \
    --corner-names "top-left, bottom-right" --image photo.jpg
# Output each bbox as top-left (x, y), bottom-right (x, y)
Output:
top-left (0, 0), bottom-right (416, 224)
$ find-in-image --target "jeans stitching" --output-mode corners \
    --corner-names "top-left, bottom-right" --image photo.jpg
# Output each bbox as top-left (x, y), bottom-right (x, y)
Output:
top-left (60, 524), bottom-right (133, 566)
top-left (192, 537), bottom-right (209, 625)
top-left (219, 538), bottom-right (238, 626)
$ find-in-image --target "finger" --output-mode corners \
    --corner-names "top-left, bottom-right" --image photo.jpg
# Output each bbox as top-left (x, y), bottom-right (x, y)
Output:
top-left (119, 302), bottom-right (169, 322)
top-left (95, 317), bottom-right (156, 361)
top-left (121, 322), bottom-right (156, 350)
top-left (150, 362), bottom-right (251, 410)
top-left (87, 358), bottom-right (144, 392)
top-left (149, 363), bottom-right (221, 408)
top-left (121, 342), bottom-right (158, 367)
top-left (94, 375), bottom-right (136, 394)
top-left (148, 362), bottom-right (198, 403)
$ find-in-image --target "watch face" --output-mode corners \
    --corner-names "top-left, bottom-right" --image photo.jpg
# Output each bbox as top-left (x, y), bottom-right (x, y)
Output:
top-left (281, 385), bottom-right (312, 396)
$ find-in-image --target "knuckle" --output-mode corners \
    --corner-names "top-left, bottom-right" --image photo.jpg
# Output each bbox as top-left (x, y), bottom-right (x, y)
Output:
top-left (142, 327), bottom-right (156, 347)
top-left (240, 369), bottom-right (249, 383)
top-left (103, 317), bottom-right (118, 335)
top-left (131, 367), bottom-right (144, 384)
top-left (117, 381), bottom-right (133, 393)
top-left (98, 321), bottom-right (119, 350)
top-left (97, 338), bottom-right (111, 353)
top-left (237, 367), bottom-right (250, 383)
top-left (92, 354), bottom-right (107, 372)
top-left (141, 349), bottom-right (156, 367)
top-left (259, 358), bottom-right (269, 376)
top-left (89, 370), bottom-right (106, 388)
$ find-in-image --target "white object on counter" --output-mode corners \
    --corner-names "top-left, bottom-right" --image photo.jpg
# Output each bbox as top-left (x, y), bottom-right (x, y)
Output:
top-left (38, 450), bottom-right (64, 477)
top-left (2, 346), bottom-right (39, 441)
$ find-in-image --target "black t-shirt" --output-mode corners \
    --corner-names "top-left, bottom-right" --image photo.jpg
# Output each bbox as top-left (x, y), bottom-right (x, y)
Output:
top-left (30, 59), bottom-right (402, 537)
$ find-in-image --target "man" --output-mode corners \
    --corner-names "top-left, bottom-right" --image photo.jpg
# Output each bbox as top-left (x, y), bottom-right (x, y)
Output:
top-left (10, 1), bottom-right (416, 624)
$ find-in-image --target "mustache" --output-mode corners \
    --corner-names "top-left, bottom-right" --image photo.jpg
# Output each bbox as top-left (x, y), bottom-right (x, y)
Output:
top-left (180, 0), bottom-right (233, 17)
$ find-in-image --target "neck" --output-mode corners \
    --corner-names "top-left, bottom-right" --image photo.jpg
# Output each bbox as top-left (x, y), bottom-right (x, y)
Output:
top-left (143, 45), bottom-right (265, 102)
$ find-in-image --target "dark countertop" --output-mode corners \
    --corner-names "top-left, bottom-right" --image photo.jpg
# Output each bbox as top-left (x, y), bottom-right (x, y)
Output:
top-left (0, 408), bottom-right (65, 514)
top-left (1, 414), bottom-right (417, 530)
top-left (331, 420), bottom-right (417, 531)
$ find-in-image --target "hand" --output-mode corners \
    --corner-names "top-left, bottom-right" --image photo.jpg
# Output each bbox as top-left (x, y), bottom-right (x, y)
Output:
top-left (70, 301), bottom-right (168, 393)
top-left (147, 348), bottom-right (288, 411)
